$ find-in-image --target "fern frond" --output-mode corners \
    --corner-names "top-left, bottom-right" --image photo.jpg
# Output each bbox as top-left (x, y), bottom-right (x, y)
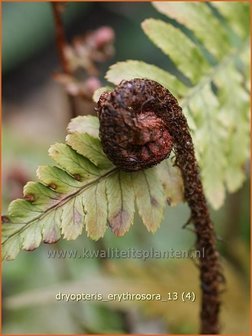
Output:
top-left (106, 1), bottom-right (250, 209)
top-left (141, 19), bottom-right (210, 84)
top-left (2, 116), bottom-right (183, 261)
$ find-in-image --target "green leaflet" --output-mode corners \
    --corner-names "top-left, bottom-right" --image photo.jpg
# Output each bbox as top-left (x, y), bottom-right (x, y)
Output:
top-left (66, 132), bottom-right (113, 169)
top-left (20, 223), bottom-right (42, 251)
top-left (212, 2), bottom-right (250, 39)
top-left (106, 60), bottom-right (187, 97)
top-left (153, 2), bottom-right (231, 60)
top-left (142, 19), bottom-right (209, 84)
top-left (61, 196), bottom-right (85, 240)
top-left (2, 235), bottom-right (21, 261)
top-left (8, 199), bottom-right (44, 224)
top-left (188, 84), bottom-right (227, 209)
top-left (67, 115), bottom-right (100, 138)
top-left (42, 209), bottom-right (61, 244)
top-left (23, 181), bottom-right (60, 208)
top-left (156, 160), bottom-right (184, 206)
top-left (2, 115), bottom-right (184, 260)
top-left (106, 171), bottom-right (135, 237)
top-left (2, 223), bottom-right (26, 244)
top-left (49, 143), bottom-right (100, 179)
top-left (93, 86), bottom-right (113, 103)
top-left (214, 64), bottom-right (250, 193)
top-left (132, 168), bottom-right (166, 233)
top-left (37, 165), bottom-right (81, 194)
top-left (240, 47), bottom-right (250, 93)
top-left (83, 180), bottom-right (108, 240)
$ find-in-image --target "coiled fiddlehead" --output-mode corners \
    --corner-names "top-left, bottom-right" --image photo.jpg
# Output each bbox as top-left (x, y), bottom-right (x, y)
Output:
top-left (97, 79), bottom-right (174, 171)
top-left (97, 78), bottom-right (223, 334)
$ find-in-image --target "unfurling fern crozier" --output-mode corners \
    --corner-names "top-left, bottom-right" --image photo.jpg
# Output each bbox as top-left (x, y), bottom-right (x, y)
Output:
top-left (97, 78), bottom-right (223, 334)
top-left (97, 79), bottom-right (176, 171)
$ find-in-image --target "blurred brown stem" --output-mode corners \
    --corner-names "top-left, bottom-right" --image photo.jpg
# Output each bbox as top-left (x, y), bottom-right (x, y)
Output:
top-left (51, 3), bottom-right (78, 118)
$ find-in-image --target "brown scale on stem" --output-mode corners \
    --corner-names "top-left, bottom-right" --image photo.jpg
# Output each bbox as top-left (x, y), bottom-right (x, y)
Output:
top-left (97, 78), bottom-right (223, 334)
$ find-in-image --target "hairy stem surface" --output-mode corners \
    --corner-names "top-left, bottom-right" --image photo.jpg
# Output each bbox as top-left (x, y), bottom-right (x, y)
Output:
top-left (166, 109), bottom-right (223, 334)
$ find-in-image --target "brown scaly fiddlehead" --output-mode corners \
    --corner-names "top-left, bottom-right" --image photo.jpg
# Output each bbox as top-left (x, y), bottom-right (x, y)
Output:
top-left (97, 78), bottom-right (223, 334)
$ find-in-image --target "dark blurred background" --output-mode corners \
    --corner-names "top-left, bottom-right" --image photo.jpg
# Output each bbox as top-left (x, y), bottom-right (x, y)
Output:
top-left (2, 2), bottom-right (250, 334)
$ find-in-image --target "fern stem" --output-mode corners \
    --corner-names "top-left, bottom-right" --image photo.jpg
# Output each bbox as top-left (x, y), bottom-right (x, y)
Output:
top-left (167, 107), bottom-right (223, 334)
